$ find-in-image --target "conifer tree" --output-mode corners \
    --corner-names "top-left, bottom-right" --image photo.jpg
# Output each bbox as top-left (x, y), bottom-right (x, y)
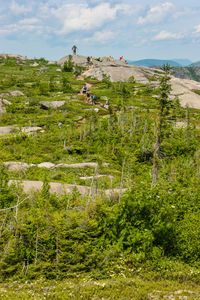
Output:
top-left (152, 64), bottom-right (172, 184)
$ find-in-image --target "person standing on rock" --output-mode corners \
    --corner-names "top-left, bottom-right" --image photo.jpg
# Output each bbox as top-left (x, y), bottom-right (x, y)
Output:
top-left (72, 45), bottom-right (78, 55)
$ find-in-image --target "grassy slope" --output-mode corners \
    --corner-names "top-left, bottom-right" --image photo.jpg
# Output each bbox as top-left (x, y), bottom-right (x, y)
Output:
top-left (1, 57), bottom-right (200, 297)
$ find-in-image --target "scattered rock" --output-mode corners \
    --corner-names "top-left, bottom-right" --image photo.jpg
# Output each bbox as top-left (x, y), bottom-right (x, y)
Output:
top-left (0, 126), bottom-right (18, 135)
top-left (40, 101), bottom-right (66, 109)
top-left (21, 127), bottom-right (43, 133)
top-left (55, 162), bottom-right (99, 168)
top-left (1, 99), bottom-right (11, 105)
top-left (80, 175), bottom-right (114, 180)
top-left (105, 189), bottom-right (127, 198)
top-left (174, 121), bottom-right (187, 129)
top-left (0, 101), bottom-right (6, 114)
top-left (4, 162), bottom-right (30, 171)
top-left (10, 90), bottom-right (24, 96)
top-left (0, 93), bottom-right (10, 97)
top-left (0, 98), bottom-right (11, 114)
top-left (31, 62), bottom-right (39, 67)
top-left (39, 67), bottom-right (48, 72)
top-left (38, 162), bottom-right (55, 169)
top-left (56, 68), bottom-right (62, 72)
top-left (47, 61), bottom-right (57, 65)
top-left (94, 108), bottom-right (99, 113)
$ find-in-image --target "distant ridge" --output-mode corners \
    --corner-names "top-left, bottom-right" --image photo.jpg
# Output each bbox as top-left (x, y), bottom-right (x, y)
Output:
top-left (189, 61), bottom-right (200, 67)
top-left (128, 59), bottom-right (181, 67)
top-left (172, 59), bottom-right (192, 67)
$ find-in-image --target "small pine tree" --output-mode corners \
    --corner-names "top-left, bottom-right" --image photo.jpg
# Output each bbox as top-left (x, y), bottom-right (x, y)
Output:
top-left (62, 55), bottom-right (74, 72)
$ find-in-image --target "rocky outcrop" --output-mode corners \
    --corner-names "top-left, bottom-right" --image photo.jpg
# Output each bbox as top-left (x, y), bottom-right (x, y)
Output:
top-left (58, 55), bottom-right (89, 67)
top-left (31, 62), bottom-right (39, 67)
top-left (48, 61), bottom-right (57, 65)
top-left (10, 90), bottom-right (24, 96)
top-left (0, 126), bottom-right (17, 135)
top-left (4, 162), bottom-right (31, 171)
top-left (0, 101), bottom-right (6, 114)
top-left (0, 126), bottom-right (44, 136)
top-left (170, 77), bottom-right (200, 109)
top-left (38, 162), bottom-right (55, 169)
top-left (55, 162), bottom-right (99, 168)
top-left (57, 54), bottom-right (200, 109)
top-left (0, 99), bottom-right (11, 114)
top-left (40, 101), bottom-right (66, 109)
top-left (8, 180), bottom-right (127, 197)
top-left (4, 161), bottom-right (106, 170)
top-left (21, 127), bottom-right (44, 133)
top-left (0, 53), bottom-right (28, 60)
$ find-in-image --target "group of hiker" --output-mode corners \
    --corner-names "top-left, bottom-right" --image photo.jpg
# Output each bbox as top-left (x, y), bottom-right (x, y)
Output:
top-left (82, 84), bottom-right (110, 108)
top-left (72, 45), bottom-right (110, 109)
top-left (72, 44), bottom-right (126, 66)
top-left (82, 84), bottom-right (96, 104)
top-left (87, 56), bottom-right (93, 65)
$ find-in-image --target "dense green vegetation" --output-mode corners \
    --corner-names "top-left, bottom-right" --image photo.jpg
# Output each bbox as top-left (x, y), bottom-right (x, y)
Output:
top-left (1, 56), bottom-right (200, 297)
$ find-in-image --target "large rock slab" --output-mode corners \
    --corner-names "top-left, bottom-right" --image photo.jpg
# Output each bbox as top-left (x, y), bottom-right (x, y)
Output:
top-left (40, 101), bottom-right (66, 109)
top-left (55, 162), bottom-right (99, 168)
top-left (82, 65), bottom-right (154, 83)
top-left (8, 180), bottom-right (91, 195)
top-left (58, 55), bottom-right (89, 67)
top-left (10, 90), bottom-right (24, 96)
top-left (8, 180), bottom-right (127, 197)
top-left (4, 162), bottom-right (30, 171)
top-left (38, 162), bottom-right (55, 169)
top-left (0, 126), bottom-right (18, 135)
top-left (170, 77), bottom-right (200, 109)
top-left (0, 102), bottom-right (6, 114)
top-left (0, 99), bottom-right (11, 114)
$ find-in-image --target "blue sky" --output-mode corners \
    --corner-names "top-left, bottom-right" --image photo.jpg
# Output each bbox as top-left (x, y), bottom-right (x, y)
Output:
top-left (0, 0), bottom-right (200, 61)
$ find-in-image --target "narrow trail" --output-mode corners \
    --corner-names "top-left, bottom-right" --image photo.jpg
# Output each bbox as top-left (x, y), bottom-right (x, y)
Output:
top-left (77, 65), bottom-right (109, 110)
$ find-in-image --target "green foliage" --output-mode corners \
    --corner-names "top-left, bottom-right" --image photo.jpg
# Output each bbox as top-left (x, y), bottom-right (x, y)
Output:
top-left (62, 55), bottom-right (74, 72)
top-left (2, 55), bottom-right (200, 288)
top-left (62, 76), bottom-right (73, 93)
top-left (74, 65), bottom-right (85, 77)
top-left (102, 73), bottom-right (112, 88)
top-left (187, 67), bottom-right (200, 82)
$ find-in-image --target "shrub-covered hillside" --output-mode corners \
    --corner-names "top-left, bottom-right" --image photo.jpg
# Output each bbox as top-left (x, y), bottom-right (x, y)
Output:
top-left (1, 56), bottom-right (200, 298)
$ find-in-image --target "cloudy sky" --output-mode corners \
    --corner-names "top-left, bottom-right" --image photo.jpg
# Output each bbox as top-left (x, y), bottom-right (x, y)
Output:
top-left (0, 0), bottom-right (200, 62)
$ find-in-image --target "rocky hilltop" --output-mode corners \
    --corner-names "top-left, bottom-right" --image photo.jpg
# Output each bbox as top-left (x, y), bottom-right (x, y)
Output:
top-left (0, 53), bottom-right (28, 60)
top-left (58, 55), bottom-right (200, 109)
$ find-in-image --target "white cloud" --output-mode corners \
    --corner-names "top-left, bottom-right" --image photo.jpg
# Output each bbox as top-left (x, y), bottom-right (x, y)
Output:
top-left (0, 23), bottom-right (43, 37)
top-left (19, 18), bottom-right (39, 25)
top-left (152, 30), bottom-right (183, 41)
top-left (51, 2), bottom-right (131, 34)
top-left (85, 30), bottom-right (115, 43)
top-left (138, 2), bottom-right (174, 25)
top-left (10, 1), bottom-right (32, 15)
top-left (194, 25), bottom-right (200, 33)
